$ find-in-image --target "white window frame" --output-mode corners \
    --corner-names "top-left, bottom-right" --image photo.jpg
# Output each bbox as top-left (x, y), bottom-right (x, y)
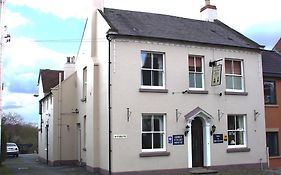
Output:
top-left (141, 114), bottom-right (166, 152)
top-left (227, 115), bottom-right (247, 148)
top-left (225, 59), bottom-right (244, 92)
top-left (188, 55), bottom-right (205, 90)
top-left (82, 67), bottom-right (87, 100)
top-left (141, 51), bottom-right (166, 89)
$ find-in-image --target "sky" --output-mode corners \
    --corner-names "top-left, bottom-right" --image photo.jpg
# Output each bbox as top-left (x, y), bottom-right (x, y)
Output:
top-left (2, 0), bottom-right (281, 124)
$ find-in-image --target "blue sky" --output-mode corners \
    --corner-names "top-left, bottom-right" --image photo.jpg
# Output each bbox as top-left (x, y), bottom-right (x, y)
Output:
top-left (3, 0), bottom-right (281, 124)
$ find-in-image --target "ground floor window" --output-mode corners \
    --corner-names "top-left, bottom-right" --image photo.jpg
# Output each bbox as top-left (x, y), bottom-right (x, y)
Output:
top-left (266, 132), bottom-right (279, 157)
top-left (227, 115), bottom-right (246, 147)
top-left (142, 114), bottom-right (165, 152)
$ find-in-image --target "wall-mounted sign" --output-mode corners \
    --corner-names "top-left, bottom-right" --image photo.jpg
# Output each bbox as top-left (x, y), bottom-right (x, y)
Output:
top-left (213, 134), bottom-right (223, 143)
top-left (168, 136), bottom-right (173, 144)
top-left (173, 135), bottom-right (184, 145)
top-left (211, 64), bottom-right (222, 86)
top-left (113, 134), bottom-right (127, 139)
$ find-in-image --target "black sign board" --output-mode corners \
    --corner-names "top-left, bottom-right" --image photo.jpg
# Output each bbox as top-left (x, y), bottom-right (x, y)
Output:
top-left (213, 134), bottom-right (223, 143)
top-left (173, 135), bottom-right (184, 145)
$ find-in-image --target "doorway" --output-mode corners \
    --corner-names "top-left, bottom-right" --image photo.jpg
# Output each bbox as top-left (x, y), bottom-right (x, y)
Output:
top-left (192, 117), bottom-right (203, 167)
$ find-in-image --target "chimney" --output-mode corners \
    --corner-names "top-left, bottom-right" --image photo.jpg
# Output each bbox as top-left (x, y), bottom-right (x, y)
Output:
top-left (200, 0), bottom-right (217, 22)
top-left (64, 56), bottom-right (76, 79)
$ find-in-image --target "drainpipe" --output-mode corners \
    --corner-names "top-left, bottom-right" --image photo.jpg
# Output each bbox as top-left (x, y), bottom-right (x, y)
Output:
top-left (58, 73), bottom-right (62, 164)
top-left (106, 31), bottom-right (115, 175)
top-left (46, 124), bottom-right (49, 165)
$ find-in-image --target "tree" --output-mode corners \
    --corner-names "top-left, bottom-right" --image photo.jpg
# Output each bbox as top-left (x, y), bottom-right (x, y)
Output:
top-left (0, 117), bottom-right (7, 164)
top-left (1, 112), bottom-right (38, 154)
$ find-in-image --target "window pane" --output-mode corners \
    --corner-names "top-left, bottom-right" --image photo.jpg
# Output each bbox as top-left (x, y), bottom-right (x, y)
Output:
top-left (142, 116), bottom-right (152, 131)
top-left (152, 71), bottom-right (163, 86)
top-left (153, 54), bottom-right (163, 69)
top-left (236, 116), bottom-right (244, 130)
top-left (153, 133), bottom-right (164, 149)
top-left (189, 73), bottom-right (195, 88)
top-left (196, 57), bottom-right (202, 72)
top-left (233, 61), bottom-right (241, 75)
top-left (236, 131), bottom-right (244, 145)
top-left (195, 73), bottom-right (203, 88)
top-left (189, 57), bottom-right (195, 71)
top-left (225, 60), bottom-right (232, 74)
top-left (154, 115), bottom-right (163, 131)
top-left (267, 132), bottom-right (279, 156)
top-left (234, 76), bottom-right (242, 90)
top-left (228, 131), bottom-right (236, 145)
top-left (228, 116), bottom-right (235, 130)
top-left (142, 133), bottom-right (152, 149)
top-left (226, 75), bottom-right (233, 89)
top-left (141, 52), bottom-right (152, 68)
top-left (264, 81), bottom-right (276, 104)
top-left (142, 70), bottom-right (151, 86)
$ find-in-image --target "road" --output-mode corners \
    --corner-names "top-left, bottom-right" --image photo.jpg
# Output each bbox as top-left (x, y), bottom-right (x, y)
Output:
top-left (3, 154), bottom-right (99, 175)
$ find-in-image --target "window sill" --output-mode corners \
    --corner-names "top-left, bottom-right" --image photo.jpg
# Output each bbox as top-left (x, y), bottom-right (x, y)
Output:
top-left (225, 91), bottom-right (248, 96)
top-left (139, 151), bottom-right (170, 157)
top-left (139, 88), bottom-right (168, 93)
top-left (226, 147), bottom-right (251, 153)
top-left (187, 90), bottom-right (209, 94)
top-left (269, 156), bottom-right (281, 159)
top-left (265, 104), bottom-right (279, 108)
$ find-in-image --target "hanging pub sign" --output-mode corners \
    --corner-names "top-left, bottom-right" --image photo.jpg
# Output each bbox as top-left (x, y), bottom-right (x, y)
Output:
top-left (211, 64), bottom-right (222, 86)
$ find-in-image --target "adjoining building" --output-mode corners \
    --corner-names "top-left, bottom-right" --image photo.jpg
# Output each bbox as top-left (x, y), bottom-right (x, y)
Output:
top-left (37, 0), bottom-right (268, 174)
top-left (263, 38), bottom-right (281, 168)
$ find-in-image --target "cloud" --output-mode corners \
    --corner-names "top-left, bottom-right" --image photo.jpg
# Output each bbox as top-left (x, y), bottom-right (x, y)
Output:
top-left (6, 9), bottom-right (31, 29)
top-left (7, 0), bottom-right (92, 19)
top-left (2, 91), bottom-right (39, 123)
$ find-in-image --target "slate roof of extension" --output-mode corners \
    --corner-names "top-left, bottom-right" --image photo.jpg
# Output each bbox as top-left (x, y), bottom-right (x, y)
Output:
top-left (38, 69), bottom-right (64, 94)
top-left (101, 8), bottom-right (262, 50)
top-left (262, 50), bottom-right (281, 78)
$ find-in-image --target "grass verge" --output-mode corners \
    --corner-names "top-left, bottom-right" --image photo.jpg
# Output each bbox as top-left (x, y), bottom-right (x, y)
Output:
top-left (0, 164), bottom-right (11, 175)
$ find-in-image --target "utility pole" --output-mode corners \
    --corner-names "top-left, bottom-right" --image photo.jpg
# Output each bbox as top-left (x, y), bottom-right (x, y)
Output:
top-left (0, 0), bottom-right (9, 160)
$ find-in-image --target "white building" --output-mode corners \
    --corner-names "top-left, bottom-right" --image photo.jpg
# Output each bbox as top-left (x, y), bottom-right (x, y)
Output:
top-left (38, 0), bottom-right (267, 174)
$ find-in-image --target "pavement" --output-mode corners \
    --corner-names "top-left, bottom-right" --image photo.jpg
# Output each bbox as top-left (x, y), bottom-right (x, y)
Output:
top-left (3, 154), bottom-right (100, 175)
top-left (3, 154), bottom-right (281, 175)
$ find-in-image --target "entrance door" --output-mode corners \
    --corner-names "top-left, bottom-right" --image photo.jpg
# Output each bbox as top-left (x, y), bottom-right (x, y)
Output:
top-left (192, 117), bottom-right (203, 167)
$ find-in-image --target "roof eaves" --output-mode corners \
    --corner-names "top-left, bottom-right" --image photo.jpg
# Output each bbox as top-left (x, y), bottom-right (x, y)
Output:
top-left (98, 9), bottom-right (119, 34)
top-left (110, 34), bottom-right (262, 52)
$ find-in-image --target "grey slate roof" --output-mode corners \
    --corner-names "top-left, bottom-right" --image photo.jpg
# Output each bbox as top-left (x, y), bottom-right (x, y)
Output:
top-left (101, 8), bottom-right (262, 50)
top-left (38, 69), bottom-right (64, 94)
top-left (262, 50), bottom-right (281, 78)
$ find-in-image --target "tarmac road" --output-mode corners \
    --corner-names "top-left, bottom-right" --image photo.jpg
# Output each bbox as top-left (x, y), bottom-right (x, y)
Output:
top-left (4, 154), bottom-right (281, 175)
top-left (3, 154), bottom-right (99, 175)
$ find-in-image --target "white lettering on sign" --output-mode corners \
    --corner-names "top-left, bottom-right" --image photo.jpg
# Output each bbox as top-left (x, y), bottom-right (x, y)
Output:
top-left (113, 134), bottom-right (128, 139)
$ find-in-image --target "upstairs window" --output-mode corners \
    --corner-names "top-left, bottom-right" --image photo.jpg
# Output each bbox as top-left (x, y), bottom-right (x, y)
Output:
top-left (82, 67), bottom-right (87, 101)
top-left (225, 59), bottom-right (244, 92)
top-left (264, 80), bottom-right (276, 105)
top-left (141, 51), bottom-right (165, 89)
top-left (188, 55), bottom-right (204, 90)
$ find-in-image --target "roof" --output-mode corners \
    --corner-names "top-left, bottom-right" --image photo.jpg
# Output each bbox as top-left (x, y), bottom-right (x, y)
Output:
top-left (262, 50), bottom-right (281, 78)
top-left (38, 69), bottom-right (64, 94)
top-left (273, 37), bottom-right (281, 53)
top-left (101, 8), bottom-right (262, 50)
